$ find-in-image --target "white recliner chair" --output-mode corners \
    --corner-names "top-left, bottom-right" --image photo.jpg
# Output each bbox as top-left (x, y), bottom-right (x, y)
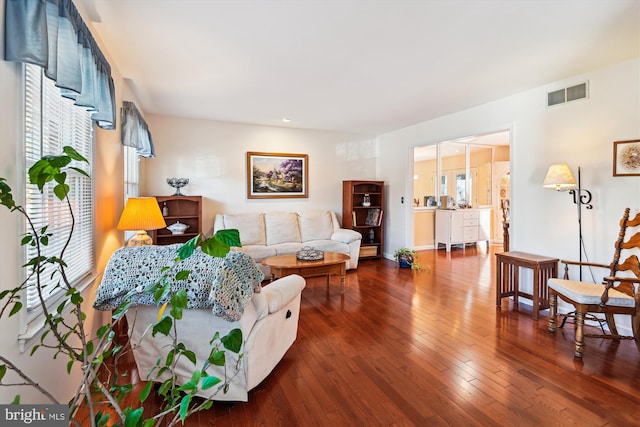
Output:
top-left (94, 245), bottom-right (306, 402)
top-left (126, 274), bottom-right (306, 402)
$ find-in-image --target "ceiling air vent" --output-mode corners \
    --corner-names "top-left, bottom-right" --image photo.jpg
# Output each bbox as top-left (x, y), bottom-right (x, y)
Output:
top-left (547, 81), bottom-right (589, 107)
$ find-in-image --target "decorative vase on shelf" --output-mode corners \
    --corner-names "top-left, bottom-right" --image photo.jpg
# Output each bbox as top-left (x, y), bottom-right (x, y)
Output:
top-left (362, 194), bottom-right (371, 207)
top-left (167, 177), bottom-right (189, 196)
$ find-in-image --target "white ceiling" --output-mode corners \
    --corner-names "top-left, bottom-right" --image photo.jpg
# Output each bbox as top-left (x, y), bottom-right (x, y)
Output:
top-left (78, 0), bottom-right (639, 136)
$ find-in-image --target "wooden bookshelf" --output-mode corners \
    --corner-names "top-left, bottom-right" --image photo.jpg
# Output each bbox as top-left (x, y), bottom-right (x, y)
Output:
top-left (152, 195), bottom-right (202, 245)
top-left (342, 180), bottom-right (384, 260)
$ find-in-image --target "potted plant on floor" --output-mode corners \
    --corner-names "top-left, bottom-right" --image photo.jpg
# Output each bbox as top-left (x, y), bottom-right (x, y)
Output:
top-left (394, 248), bottom-right (419, 269)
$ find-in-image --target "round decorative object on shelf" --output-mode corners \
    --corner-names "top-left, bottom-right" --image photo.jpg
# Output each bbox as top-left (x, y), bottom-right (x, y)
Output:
top-left (167, 221), bottom-right (189, 235)
top-left (166, 177), bottom-right (189, 196)
top-left (296, 246), bottom-right (324, 261)
top-left (362, 194), bottom-right (371, 207)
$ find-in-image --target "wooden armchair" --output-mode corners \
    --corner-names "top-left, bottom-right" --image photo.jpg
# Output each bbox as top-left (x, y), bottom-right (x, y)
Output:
top-left (548, 207), bottom-right (640, 358)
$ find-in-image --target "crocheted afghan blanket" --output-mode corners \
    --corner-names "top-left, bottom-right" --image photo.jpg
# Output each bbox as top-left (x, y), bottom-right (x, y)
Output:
top-left (93, 245), bottom-right (264, 322)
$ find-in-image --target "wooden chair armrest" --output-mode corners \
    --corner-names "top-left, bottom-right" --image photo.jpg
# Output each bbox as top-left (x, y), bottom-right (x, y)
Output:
top-left (600, 276), bottom-right (640, 306)
top-left (559, 259), bottom-right (609, 269)
top-left (603, 276), bottom-right (640, 285)
top-left (559, 260), bottom-right (610, 279)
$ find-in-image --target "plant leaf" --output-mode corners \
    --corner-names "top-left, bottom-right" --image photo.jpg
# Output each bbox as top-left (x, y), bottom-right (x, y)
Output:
top-left (200, 237), bottom-right (230, 258)
top-left (201, 375), bottom-right (222, 390)
top-left (53, 183), bottom-right (70, 200)
top-left (96, 324), bottom-right (111, 339)
top-left (124, 407), bottom-right (143, 427)
top-left (177, 235), bottom-right (201, 260)
top-left (157, 302), bottom-right (168, 321)
top-left (171, 289), bottom-right (188, 310)
top-left (69, 166), bottom-right (90, 177)
top-left (177, 381), bottom-right (197, 392)
top-left (62, 145), bottom-right (89, 163)
top-left (179, 394), bottom-right (192, 422)
top-left (9, 302), bottom-right (22, 316)
top-left (214, 229), bottom-right (241, 247)
top-left (85, 341), bottom-right (94, 357)
top-left (221, 328), bottom-right (243, 353)
top-left (191, 369), bottom-right (201, 385)
top-left (152, 316), bottom-right (172, 337)
top-left (139, 381), bottom-right (153, 403)
top-left (54, 171), bottom-right (66, 184)
top-left (175, 270), bottom-right (190, 281)
top-left (165, 349), bottom-right (174, 366)
top-left (154, 282), bottom-right (170, 304)
top-left (95, 411), bottom-right (110, 427)
top-left (209, 350), bottom-right (225, 367)
top-left (182, 349), bottom-right (197, 365)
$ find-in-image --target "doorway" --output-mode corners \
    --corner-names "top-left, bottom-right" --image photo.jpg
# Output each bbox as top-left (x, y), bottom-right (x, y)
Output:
top-left (412, 130), bottom-right (511, 250)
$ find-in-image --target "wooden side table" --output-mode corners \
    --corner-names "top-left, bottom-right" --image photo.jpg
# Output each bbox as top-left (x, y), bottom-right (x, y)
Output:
top-left (496, 251), bottom-right (558, 320)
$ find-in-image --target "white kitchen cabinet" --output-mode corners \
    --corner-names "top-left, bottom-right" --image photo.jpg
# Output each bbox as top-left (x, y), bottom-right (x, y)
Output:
top-left (435, 208), bottom-right (491, 252)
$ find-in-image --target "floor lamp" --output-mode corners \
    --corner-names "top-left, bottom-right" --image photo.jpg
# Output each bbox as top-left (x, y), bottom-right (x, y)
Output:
top-left (543, 164), bottom-right (593, 280)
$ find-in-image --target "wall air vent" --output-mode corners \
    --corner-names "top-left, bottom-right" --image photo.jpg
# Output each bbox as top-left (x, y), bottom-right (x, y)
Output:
top-left (547, 89), bottom-right (565, 106)
top-left (547, 81), bottom-right (589, 107)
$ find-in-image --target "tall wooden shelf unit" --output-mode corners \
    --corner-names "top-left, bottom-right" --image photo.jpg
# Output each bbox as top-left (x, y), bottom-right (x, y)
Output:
top-left (152, 195), bottom-right (202, 245)
top-left (342, 180), bottom-right (384, 260)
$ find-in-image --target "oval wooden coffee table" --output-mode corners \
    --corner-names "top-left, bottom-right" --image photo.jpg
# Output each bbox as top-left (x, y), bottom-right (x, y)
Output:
top-left (262, 252), bottom-right (350, 294)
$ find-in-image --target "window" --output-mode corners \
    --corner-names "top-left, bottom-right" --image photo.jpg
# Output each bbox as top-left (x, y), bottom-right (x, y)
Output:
top-left (124, 145), bottom-right (140, 201)
top-left (123, 145), bottom-right (140, 242)
top-left (23, 63), bottom-right (95, 315)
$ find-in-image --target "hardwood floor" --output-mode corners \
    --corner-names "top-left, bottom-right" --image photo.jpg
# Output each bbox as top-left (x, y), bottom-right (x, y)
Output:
top-left (81, 245), bottom-right (640, 426)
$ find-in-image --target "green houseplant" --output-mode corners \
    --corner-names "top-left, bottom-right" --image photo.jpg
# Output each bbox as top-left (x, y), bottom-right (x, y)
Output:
top-left (394, 248), bottom-right (420, 270)
top-left (0, 147), bottom-right (243, 426)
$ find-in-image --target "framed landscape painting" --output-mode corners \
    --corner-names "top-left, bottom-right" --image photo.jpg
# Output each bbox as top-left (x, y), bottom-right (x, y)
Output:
top-left (247, 152), bottom-right (308, 198)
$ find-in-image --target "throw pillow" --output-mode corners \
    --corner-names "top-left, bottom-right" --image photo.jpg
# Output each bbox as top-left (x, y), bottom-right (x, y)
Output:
top-left (223, 213), bottom-right (266, 246)
top-left (298, 210), bottom-right (333, 241)
top-left (265, 212), bottom-right (301, 245)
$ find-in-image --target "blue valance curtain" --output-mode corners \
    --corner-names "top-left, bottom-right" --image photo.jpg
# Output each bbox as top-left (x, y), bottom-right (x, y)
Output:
top-left (121, 101), bottom-right (155, 158)
top-left (4, 0), bottom-right (116, 130)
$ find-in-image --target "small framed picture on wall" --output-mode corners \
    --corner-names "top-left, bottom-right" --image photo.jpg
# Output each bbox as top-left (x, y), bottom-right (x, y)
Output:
top-left (613, 139), bottom-right (640, 176)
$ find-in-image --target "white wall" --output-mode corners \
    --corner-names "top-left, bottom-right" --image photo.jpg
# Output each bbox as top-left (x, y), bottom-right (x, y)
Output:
top-left (379, 59), bottom-right (640, 332)
top-left (142, 115), bottom-right (376, 234)
top-left (380, 58), bottom-right (640, 265)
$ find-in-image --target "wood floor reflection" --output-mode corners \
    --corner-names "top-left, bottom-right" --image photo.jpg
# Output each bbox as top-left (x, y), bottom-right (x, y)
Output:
top-left (80, 244), bottom-right (640, 426)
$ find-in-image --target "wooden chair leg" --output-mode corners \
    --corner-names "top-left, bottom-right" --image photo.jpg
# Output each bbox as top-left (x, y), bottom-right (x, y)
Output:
top-left (548, 293), bottom-right (557, 333)
top-left (574, 311), bottom-right (585, 358)
top-left (632, 314), bottom-right (640, 342)
top-left (605, 313), bottom-right (619, 336)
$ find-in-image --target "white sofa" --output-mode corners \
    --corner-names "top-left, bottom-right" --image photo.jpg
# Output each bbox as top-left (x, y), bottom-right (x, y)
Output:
top-left (213, 211), bottom-right (362, 277)
top-left (126, 274), bottom-right (306, 402)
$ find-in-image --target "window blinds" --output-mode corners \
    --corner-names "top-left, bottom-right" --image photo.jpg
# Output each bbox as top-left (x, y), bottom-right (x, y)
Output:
top-left (24, 64), bottom-right (95, 311)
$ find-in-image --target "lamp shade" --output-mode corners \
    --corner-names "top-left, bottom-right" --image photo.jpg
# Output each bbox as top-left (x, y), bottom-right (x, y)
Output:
top-left (117, 197), bottom-right (167, 231)
top-left (543, 164), bottom-right (577, 191)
